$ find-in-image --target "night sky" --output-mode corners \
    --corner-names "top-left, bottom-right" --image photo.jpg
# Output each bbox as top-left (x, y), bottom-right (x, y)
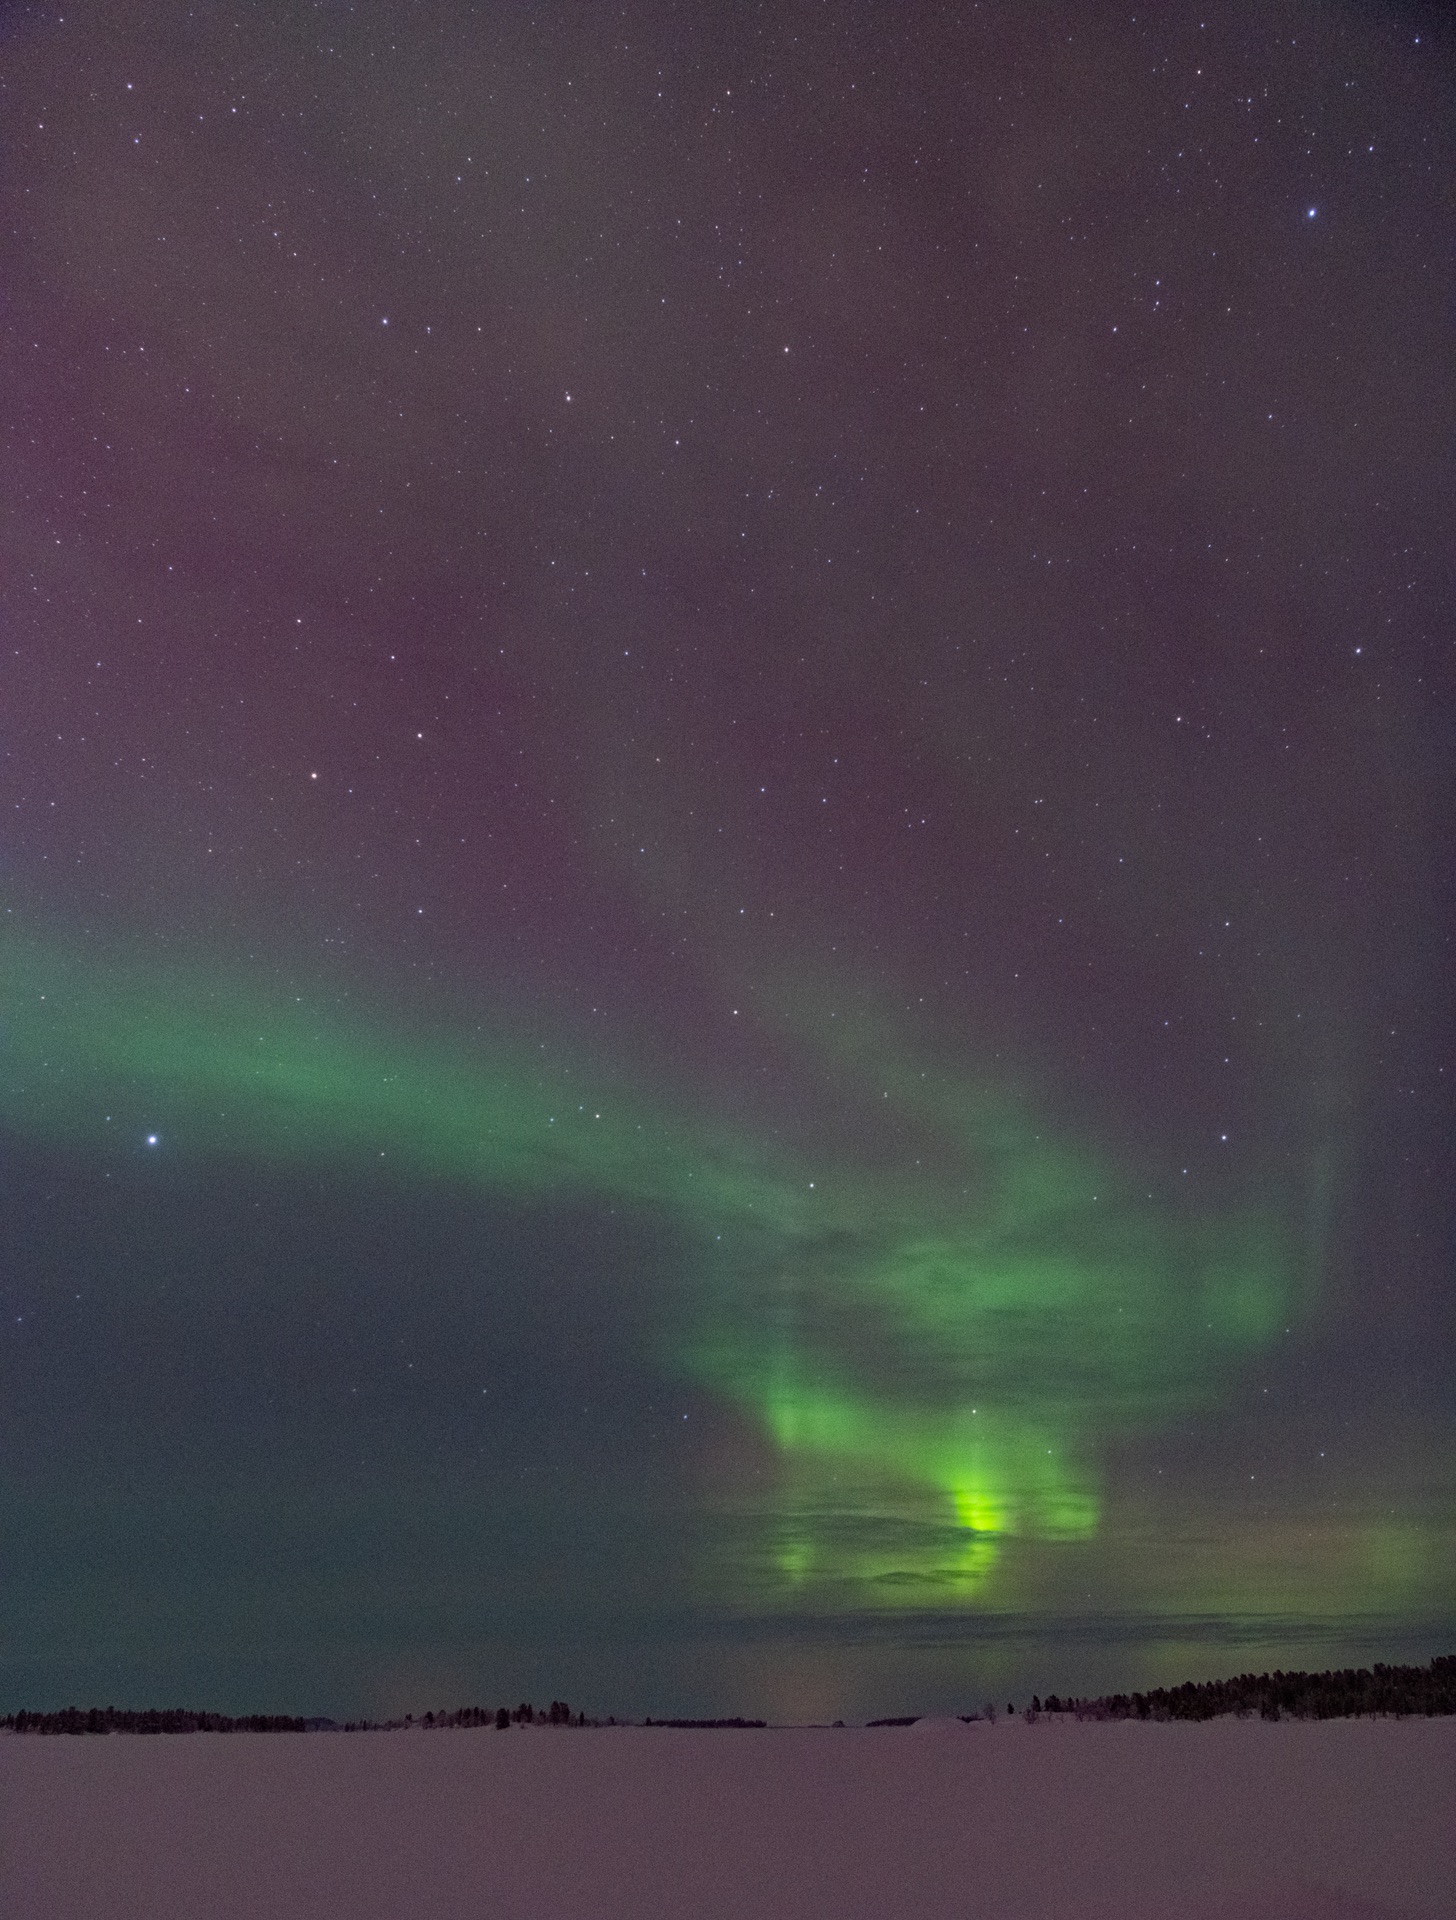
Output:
top-left (3, 1), bottom-right (1451, 1724)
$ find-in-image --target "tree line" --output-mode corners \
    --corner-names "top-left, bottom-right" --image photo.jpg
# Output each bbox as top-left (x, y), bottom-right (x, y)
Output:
top-left (2, 1708), bottom-right (314, 1735)
top-left (4, 1657), bottom-right (1452, 1733)
top-left (0, 1700), bottom-right (589, 1736)
top-left (1026, 1654), bottom-right (1455, 1723)
top-left (0, 1699), bottom-right (770, 1735)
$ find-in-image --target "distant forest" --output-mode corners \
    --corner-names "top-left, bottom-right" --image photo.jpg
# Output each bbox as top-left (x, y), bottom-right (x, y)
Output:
top-left (0, 1700), bottom-right (585, 1735)
top-left (1028, 1654), bottom-right (1455, 1723)
top-left (2, 1656), bottom-right (1451, 1734)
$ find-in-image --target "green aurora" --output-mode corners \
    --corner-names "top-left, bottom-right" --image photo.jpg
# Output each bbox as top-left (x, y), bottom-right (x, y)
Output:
top-left (4, 923), bottom-right (1293, 1606)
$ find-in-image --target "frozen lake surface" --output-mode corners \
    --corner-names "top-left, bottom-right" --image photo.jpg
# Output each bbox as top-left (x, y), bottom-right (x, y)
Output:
top-left (2, 1715), bottom-right (1451, 1918)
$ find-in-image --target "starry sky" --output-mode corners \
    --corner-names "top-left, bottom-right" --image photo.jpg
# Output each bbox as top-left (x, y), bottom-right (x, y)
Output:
top-left (3, 0), bottom-right (1452, 1723)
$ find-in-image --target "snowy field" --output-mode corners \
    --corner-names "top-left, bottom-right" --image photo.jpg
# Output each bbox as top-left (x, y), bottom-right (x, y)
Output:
top-left (2, 1716), bottom-right (1451, 1919)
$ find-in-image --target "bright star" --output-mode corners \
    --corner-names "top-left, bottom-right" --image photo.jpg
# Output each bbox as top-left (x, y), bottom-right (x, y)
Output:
top-left (145, 1134), bottom-right (159, 1147)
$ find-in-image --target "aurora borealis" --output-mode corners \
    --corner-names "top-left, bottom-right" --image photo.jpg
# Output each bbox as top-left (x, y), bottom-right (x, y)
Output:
top-left (3, 1), bottom-right (1451, 1721)
top-left (6, 919), bottom-right (1292, 1603)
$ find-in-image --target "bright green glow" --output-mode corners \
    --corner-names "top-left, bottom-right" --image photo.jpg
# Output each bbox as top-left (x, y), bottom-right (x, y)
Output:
top-left (3, 922), bottom-right (1296, 1609)
top-left (745, 1379), bottom-right (1098, 1597)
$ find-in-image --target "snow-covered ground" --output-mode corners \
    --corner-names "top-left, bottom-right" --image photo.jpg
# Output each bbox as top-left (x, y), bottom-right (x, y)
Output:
top-left (2, 1715), bottom-right (1450, 1918)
